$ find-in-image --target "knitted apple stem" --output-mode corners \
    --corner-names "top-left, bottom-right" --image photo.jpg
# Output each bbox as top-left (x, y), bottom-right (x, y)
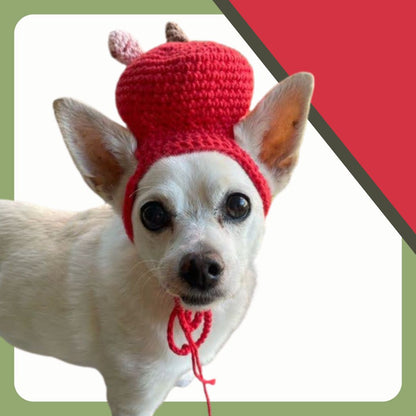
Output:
top-left (166, 22), bottom-right (189, 42)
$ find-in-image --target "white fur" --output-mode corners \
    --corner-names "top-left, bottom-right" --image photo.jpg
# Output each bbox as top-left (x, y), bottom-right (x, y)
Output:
top-left (0, 72), bottom-right (313, 415)
top-left (0, 154), bottom-right (259, 416)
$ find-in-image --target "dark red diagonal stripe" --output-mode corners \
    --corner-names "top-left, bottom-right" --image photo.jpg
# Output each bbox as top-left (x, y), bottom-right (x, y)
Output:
top-left (228, 0), bottom-right (416, 234)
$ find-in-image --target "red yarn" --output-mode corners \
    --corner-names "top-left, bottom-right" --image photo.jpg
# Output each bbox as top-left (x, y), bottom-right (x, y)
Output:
top-left (167, 298), bottom-right (215, 416)
top-left (115, 38), bottom-right (268, 414)
top-left (116, 40), bottom-right (272, 242)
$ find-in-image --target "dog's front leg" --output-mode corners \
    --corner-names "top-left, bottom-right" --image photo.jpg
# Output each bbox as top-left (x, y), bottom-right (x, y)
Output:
top-left (104, 371), bottom-right (174, 416)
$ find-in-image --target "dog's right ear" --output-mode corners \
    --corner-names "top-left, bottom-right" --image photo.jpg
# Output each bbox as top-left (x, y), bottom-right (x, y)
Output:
top-left (234, 72), bottom-right (314, 196)
top-left (53, 98), bottom-right (137, 209)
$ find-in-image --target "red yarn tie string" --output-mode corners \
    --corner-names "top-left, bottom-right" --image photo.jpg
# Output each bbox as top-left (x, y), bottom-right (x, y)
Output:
top-left (167, 297), bottom-right (215, 416)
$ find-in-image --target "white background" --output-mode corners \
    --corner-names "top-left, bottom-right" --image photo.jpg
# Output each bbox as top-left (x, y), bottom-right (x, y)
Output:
top-left (14, 15), bottom-right (401, 402)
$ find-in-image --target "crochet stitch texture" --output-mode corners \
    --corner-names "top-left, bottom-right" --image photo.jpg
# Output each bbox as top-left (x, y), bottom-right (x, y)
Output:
top-left (116, 41), bottom-right (272, 241)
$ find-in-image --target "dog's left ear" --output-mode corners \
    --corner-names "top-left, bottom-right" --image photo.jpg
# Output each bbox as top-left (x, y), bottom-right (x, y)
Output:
top-left (234, 72), bottom-right (314, 195)
top-left (53, 98), bottom-right (137, 210)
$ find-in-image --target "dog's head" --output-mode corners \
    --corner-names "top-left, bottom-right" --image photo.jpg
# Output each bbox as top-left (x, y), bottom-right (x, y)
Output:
top-left (53, 27), bottom-right (313, 309)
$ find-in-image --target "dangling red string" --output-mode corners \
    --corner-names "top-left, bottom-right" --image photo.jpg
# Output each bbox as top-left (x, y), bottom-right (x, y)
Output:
top-left (167, 297), bottom-right (215, 416)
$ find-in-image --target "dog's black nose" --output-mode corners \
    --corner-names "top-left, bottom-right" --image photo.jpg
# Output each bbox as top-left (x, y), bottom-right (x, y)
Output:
top-left (179, 252), bottom-right (224, 291)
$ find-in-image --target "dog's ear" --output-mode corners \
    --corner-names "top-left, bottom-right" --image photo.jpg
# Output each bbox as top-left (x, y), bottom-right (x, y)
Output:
top-left (53, 98), bottom-right (137, 208)
top-left (234, 72), bottom-right (314, 195)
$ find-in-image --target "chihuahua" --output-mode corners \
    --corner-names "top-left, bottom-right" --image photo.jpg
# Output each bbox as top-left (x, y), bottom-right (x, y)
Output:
top-left (0, 24), bottom-right (313, 416)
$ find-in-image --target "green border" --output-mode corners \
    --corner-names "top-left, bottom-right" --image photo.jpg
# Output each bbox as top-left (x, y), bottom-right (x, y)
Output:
top-left (1, 1), bottom-right (414, 415)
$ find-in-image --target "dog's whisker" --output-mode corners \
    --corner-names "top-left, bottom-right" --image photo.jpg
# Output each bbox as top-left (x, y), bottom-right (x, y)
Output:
top-left (125, 258), bottom-right (159, 275)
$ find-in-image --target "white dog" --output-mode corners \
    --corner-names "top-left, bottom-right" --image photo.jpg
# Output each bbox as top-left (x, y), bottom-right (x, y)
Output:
top-left (0, 24), bottom-right (313, 416)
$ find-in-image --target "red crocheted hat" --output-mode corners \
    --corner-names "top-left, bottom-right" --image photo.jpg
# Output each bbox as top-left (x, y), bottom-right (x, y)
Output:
top-left (110, 25), bottom-right (272, 242)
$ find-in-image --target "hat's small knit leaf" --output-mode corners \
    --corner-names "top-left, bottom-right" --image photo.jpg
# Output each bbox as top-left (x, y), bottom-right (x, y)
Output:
top-left (108, 30), bottom-right (143, 65)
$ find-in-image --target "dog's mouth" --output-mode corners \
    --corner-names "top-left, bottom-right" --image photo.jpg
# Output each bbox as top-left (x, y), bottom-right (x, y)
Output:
top-left (180, 291), bottom-right (223, 307)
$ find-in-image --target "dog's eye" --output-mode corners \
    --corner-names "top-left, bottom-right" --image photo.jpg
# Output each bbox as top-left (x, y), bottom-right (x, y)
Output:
top-left (225, 193), bottom-right (251, 221)
top-left (140, 201), bottom-right (171, 231)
